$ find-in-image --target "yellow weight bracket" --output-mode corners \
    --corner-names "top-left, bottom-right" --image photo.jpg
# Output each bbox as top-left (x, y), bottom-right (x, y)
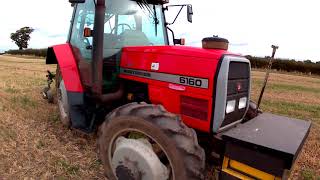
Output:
top-left (222, 157), bottom-right (281, 180)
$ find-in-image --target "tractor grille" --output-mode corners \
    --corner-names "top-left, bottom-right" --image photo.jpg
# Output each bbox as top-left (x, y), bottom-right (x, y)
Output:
top-left (221, 62), bottom-right (250, 127)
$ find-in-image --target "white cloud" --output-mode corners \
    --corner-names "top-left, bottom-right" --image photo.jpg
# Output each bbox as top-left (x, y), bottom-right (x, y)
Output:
top-left (0, 0), bottom-right (319, 61)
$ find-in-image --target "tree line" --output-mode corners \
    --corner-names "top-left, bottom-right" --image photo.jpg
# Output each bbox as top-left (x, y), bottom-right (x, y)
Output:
top-left (246, 55), bottom-right (320, 76)
top-left (5, 27), bottom-right (320, 76)
top-left (5, 49), bottom-right (47, 57)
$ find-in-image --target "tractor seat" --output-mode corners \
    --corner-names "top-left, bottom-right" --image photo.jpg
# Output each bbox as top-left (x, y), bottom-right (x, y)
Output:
top-left (103, 33), bottom-right (120, 58)
top-left (104, 33), bottom-right (118, 49)
top-left (103, 30), bottom-right (150, 58)
top-left (117, 30), bottom-right (150, 47)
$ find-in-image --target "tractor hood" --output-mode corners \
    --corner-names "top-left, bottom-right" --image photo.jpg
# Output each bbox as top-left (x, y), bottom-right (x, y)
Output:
top-left (121, 45), bottom-right (230, 59)
top-left (119, 46), bottom-right (237, 97)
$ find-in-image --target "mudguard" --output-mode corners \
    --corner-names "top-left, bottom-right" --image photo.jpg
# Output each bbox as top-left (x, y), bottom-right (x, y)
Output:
top-left (47, 43), bottom-right (84, 93)
top-left (220, 113), bottom-right (311, 179)
top-left (47, 44), bottom-right (91, 132)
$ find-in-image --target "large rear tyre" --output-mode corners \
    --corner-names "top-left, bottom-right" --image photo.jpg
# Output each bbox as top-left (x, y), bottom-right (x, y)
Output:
top-left (56, 66), bottom-right (71, 127)
top-left (98, 103), bottom-right (205, 180)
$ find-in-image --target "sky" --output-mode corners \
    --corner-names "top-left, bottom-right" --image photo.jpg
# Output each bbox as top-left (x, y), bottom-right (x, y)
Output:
top-left (0, 0), bottom-right (319, 62)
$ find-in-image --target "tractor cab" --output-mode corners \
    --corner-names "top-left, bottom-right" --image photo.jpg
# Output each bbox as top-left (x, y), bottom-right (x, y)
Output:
top-left (68, 0), bottom-right (185, 94)
top-left (101, 0), bottom-right (169, 58)
top-left (101, 0), bottom-right (168, 92)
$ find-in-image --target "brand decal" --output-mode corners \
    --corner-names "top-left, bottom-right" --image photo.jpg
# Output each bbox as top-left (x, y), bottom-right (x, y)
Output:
top-left (179, 77), bottom-right (203, 87)
top-left (123, 69), bottom-right (151, 77)
top-left (120, 68), bottom-right (209, 89)
top-left (151, 62), bottom-right (160, 71)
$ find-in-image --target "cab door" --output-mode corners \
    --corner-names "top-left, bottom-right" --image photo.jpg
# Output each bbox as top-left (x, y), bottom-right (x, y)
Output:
top-left (69, 0), bottom-right (95, 88)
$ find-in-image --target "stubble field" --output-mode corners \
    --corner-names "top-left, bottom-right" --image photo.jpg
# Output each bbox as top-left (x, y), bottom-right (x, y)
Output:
top-left (0, 55), bottom-right (319, 179)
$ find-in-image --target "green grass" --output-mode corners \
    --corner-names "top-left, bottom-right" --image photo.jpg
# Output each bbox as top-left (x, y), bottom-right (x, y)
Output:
top-left (301, 169), bottom-right (317, 180)
top-left (55, 176), bottom-right (68, 180)
top-left (48, 113), bottom-right (59, 123)
top-left (252, 75), bottom-right (320, 125)
top-left (32, 78), bottom-right (47, 86)
top-left (4, 87), bottom-right (20, 94)
top-left (261, 99), bottom-right (320, 123)
top-left (253, 80), bottom-right (320, 94)
top-left (0, 126), bottom-right (17, 141)
top-left (89, 159), bottom-right (102, 170)
top-left (56, 159), bottom-right (80, 176)
top-left (36, 140), bottom-right (46, 149)
top-left (0, 104), bottom-right (7, 111)
top-left (11, 96), bottom-right (37, 108)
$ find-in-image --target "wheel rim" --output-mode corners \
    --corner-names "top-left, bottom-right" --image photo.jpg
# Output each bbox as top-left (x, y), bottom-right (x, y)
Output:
top-left (57, 81), bottom-right (69, 125)
top-left (108, 128), bottom-right (175, 180)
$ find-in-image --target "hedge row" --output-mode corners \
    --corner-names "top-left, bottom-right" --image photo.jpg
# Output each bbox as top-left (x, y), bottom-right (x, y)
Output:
top-left (246, 56), bottom-right (320, 75)
top-left (5, 48), bottom-right (47, 57)
top-left (3, 49), bottom-right (320, 75)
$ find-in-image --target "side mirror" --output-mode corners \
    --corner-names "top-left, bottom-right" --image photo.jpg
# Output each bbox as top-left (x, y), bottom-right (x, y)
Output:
top-left (83, 27), bottom-right (93, 37)
top-left (187, 5), bottom-right (193, 23)
top-left (69, 0), bottom-right (85, 3)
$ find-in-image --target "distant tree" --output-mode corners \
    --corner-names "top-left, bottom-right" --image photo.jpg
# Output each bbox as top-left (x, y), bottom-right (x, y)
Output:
top-left (304, 60), bottom-right (313, 64)
top-left (10, 27), bottom-right (34, 50)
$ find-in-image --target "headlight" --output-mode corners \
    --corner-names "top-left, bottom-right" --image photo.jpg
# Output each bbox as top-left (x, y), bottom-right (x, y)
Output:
top-left (238, 97), bottom-right (247, 109)
top-left (226, 100), bottom-right (236, 114)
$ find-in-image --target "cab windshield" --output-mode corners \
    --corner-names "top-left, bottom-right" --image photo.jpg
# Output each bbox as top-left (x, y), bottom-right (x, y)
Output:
top-left (103, 0), bottom-right (167, 57)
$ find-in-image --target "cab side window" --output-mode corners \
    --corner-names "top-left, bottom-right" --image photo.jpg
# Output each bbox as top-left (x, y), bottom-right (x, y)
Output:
top-left (70, 0), bottom-right (95, 61)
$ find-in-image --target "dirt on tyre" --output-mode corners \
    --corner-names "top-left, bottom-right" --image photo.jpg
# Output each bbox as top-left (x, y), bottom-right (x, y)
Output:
top-left (98, 102), bottom-right (205, 180)
top-left (56, 66), bottom-right (71, 127)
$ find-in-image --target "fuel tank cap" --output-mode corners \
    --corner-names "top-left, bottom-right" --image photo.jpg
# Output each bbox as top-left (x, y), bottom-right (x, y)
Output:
top-left (202, 36), bottom-right (229, 50)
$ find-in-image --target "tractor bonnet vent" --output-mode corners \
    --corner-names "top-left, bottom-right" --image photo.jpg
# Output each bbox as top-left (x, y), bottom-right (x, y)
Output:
top-left (202, 36), bottom-right (229, 50)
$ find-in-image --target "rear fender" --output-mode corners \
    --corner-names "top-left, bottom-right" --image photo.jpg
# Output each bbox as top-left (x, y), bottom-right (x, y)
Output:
top-left (48, 44), bottom-right (90, 131)
top-left (46, 47), bottom-right (57, 64)
top-left (48, 43), bottom-right (84, 93)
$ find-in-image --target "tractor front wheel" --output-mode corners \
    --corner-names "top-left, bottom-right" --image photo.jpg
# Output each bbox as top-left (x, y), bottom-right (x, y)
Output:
top-left (98, 103), bottom-right (205, 180)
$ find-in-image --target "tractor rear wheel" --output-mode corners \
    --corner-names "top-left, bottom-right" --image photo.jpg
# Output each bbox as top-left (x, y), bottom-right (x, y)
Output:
top-left (56, 66), bottom-right (71, 127)
top-left (98, 103), bottom-right (205, 180)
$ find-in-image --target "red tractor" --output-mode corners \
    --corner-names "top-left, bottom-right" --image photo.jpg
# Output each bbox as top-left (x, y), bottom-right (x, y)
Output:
top-left (45, 0), bottom-right (311, 179)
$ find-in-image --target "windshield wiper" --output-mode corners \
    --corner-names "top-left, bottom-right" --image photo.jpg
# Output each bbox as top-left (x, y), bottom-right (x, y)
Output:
top-left (153, 4), bottom-right (159, 36)
top-left (135, 0), bottom-right (159, 36)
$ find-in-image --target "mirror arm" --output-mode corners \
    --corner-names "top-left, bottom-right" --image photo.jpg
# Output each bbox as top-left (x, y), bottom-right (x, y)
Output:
top-left (166, 27), bottom-right (176, 45)
top-left (167, 6), bottom-right (185, 25)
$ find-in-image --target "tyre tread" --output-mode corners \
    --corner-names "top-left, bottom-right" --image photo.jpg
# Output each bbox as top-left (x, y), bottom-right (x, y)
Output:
top-left (98, 102), bottom-right (205, 180)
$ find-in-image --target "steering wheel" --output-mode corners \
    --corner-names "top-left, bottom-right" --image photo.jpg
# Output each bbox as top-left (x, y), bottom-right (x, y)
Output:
top-left (82, 37), bottom-right (92, 50)
top-left (111, 23), bottom-right (132, 35)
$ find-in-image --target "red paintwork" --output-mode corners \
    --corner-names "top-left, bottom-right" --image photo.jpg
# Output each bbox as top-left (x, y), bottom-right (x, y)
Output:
top-left (52, 43), bottom-right (84, 93)
top-left (119, 46), bottom-right (235, 132)
top-left (53, 42), bottom-right (239, 132)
